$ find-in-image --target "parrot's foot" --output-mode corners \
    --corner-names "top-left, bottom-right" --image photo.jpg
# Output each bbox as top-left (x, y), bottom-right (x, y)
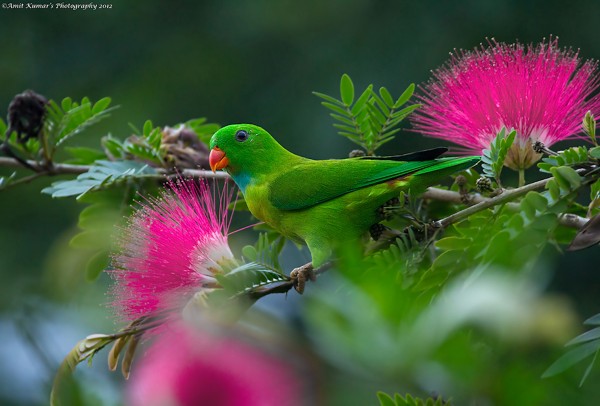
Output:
top-left (290, 262), bottom-right (315, 294)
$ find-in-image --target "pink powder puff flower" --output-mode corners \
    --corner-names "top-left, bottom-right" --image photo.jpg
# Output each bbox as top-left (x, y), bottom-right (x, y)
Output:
top-left (410, 37), bottom-right (600, 170)
top-left (127, 323), bottom-right (305, 406)
top-left (109, 178), bottom-right (237, 325)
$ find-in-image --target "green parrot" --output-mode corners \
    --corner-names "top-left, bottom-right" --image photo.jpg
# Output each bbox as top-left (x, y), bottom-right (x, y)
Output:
top-left (209, 124), bottom-right (479, 287)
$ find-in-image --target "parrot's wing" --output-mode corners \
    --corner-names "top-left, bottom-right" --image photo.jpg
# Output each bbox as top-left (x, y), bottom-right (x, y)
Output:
top-left (269, 159), bottom-right (442, 211)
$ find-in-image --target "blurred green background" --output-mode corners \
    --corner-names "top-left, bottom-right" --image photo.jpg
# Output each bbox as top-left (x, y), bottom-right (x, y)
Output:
top-left (2, 0), bottom-right (600, 405)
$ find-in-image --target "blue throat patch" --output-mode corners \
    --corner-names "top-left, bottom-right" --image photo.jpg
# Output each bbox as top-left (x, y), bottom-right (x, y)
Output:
top-left (232, 171), bottom-right (251, 193)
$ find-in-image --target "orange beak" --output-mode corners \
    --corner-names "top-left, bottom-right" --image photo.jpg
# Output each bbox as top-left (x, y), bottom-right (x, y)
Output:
top-left (209, 147), bottom-right (229, 172)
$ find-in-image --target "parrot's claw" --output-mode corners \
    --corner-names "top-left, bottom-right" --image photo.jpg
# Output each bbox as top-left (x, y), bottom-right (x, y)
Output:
top-left (290, 263), bottom-right (315, 294)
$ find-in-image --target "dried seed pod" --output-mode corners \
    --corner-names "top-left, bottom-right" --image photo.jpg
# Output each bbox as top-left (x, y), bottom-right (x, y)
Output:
top-left (349, 149), bottom-right (366, 158)
top-left (476, 176), bottom-right (494, 193)
top-left (6, 90), bottom-right (48, 142)
top-left (108, 336), bottom-right (129, 371)
top-left (121, 334), bottom-right (141, 380)
top-left (369, 223), bottom-right (387, 241)
top-left (161, 126), bottom-right (210, 169)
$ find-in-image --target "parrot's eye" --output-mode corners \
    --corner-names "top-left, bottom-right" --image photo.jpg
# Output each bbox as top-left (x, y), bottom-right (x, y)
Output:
top-left (235, 130), bottom-right (249, 142)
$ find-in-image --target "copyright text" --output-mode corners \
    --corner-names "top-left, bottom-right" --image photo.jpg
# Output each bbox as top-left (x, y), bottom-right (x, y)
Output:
top-left (2, 3), bottom-right (113, 10)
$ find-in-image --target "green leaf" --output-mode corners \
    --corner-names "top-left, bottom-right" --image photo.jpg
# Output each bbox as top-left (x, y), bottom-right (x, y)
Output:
top-left (146, 127), bottom-right (162, 149)
top-left (242, 245), bottom-right (257, 261)
top-left (547, 179), bottom-right (560, 201)
top-left (91, 97), bottom-right (111, 115)
top-left (371, 93), bottom-right (391, 117)
top-left (590, 146), bottom-right (600, 159)
top-left (318, 76), bottom-right (417, 154)
top-left (374, 392), bottom-right (444, 406)
top-left (70, 230), bottom-right (110, 249)
top-left (101, 135), bottom-right (125, 159)
top-left (322, 101), bottom-right (350, 117)
top-left (351, 85), bottom-right (373, 115)
top-left (216, 263), bottom-right (289, 295)
top-left (481, 128), bottom-right (516, 182)
top-left (0, 172), bottom-right (17, 190)
top-left (367, 102), bottom-right (388, 125)
top-left (376, 391), bottom-right (396, 406)
top-left (394, 83), bottom-right (415, 108)
top-left (65, 147), bottom-right (106, 165)
top-left (61, 97), bottom-right (72, 112)
top-left (392, 103), bottom-right (420, 119)
top-left (583, 110), bottom-right (597, 145)
top-left (333, 123), bottom-right (359, 133)
top-left (580, 349), bottom-right (599, 386)
top-left (0, 119), bottom-right (6, 141)
top-left (248, 233), bottom-right (286, 271)
top-left (414, 249), bottom-right (463, 291)
top-left (539, 146), bottom-right (589, 173)
top-left (77, 202), bottom-right (119, 230)
top-left (143, 120), bottom-right (153, 136)
top-left (432, 249), bottom-right (464, 268)
top-left (188, 120), bottom-right (221, 144)
top-left (395, 393), bottom-right (408, 406)
top-left (379, 87), bottom-right (394, 107)
top-left (482, 230), bottom-right (511, 262)
top-left (312, 91), bottom-right (343, 106)
top-left (542, 340), bottom-right (600, 378)
top-left (85, 250), bottom-right (110, 281)
top-left (521, 192), bottom-right (549, 220)
top-left (550, 166), bottom-right (581, 191)
top-left (42, 160), bottom-right (156, 198)
top-left (340, 73), bottom-right (355, 106)
top-left (585, 313), bottom-right (600, 326)
top-left (566, 327), bottom-right (600, 346)
top-left (46, 96), bottom-right (117, 150)
top-left (524, 192), bottom-right (548, 212)
top-left (557, 166), bottom-right (582, 189)
top-left (330, 113), bottom-right (355, 126)
top-left (435, 236), bottom-right (471, 250)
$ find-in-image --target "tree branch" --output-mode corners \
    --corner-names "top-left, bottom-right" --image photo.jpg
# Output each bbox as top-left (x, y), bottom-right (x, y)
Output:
top-left (422, 187), bottom-right (487, 205)
top-left (430, 171), bottom-right (590, 230)
top-left (433, 177), bottom-right (551, 229)
top-left (559, 213), bottom-right (589, 229)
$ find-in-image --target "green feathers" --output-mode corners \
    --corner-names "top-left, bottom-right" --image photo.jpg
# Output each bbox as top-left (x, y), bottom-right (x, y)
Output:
top-left (268, 157), bottom-right (478, 211)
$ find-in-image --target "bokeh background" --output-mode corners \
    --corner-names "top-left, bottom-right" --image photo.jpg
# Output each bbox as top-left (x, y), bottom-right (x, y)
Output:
top-left (2, 1), bottom-right (600, 405)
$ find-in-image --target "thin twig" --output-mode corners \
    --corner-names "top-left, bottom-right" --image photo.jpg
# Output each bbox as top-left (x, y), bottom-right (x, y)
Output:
top-left (558, 213), bottom-right (589, 229)
top-left (422, 187), bottom-right (486, 204)
top-left (0, 156), bottom-right (89, 174)
top-left (433, 178), bottom-right (551, 228)
top-left (1, 143), bottom-right (40, 172)
top-left (0, 171), bottom-right (46, 189)
top-left (0, 156), bottom-right (229, 179)
top-left (424, 185), bottom-right (588, 230)
top-left (431, 170), bottom-right (591, 229)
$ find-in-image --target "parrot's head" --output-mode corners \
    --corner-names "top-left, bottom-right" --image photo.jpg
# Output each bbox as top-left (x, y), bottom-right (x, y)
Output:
top-left (209, 124), bottom-right (286, 175)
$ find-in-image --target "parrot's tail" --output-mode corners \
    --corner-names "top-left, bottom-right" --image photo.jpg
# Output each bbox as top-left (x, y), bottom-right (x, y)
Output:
top-left (414, 156), bottom-right (480, 177)
top-left (405, 156), bottom-right (481, 194)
